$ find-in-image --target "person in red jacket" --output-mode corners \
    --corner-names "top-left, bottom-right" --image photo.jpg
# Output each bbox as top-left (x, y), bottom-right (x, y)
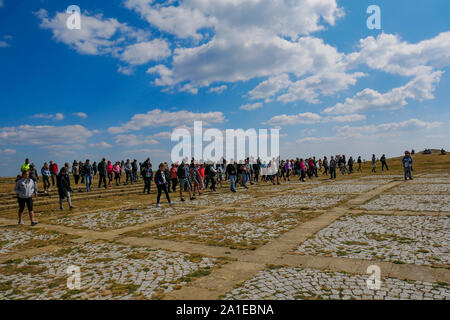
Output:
top-left (49, 161), bottom-right (59, 187)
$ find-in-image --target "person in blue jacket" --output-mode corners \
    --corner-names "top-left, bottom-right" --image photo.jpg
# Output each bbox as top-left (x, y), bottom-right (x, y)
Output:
top-left (402, 151), bottom-right (413, 180)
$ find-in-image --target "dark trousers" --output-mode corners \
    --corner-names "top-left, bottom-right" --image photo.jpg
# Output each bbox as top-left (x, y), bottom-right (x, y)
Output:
top-left (51, 173), bottom-right (57, 186)
top-left (330, 167), bottom-right (336, 179)
top-left (157, 184), bottom-right (171, 204)
top-left (43, 176), bottom-right (50, 191)
top-left (323, 167), bottom-right (328, 175)
top-left (300, 170), bottom-right (306, 181)
top-left (171, 178), bottom-right (177, 192)
top-left (144, 178), bottom-right (151, 193)
top-left (74, 175), bottom-right (80, 185)
top-left (98, 174), bottom-right (107, 188)
top-left (382, 162), bottom-right (389, 171)
top-left (126, 171), bottom-right (133, 184)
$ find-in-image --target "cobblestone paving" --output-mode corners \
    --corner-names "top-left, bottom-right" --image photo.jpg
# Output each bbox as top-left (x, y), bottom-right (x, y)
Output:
top-left (222, 267), bottom-right (450, 300)
top-left (304, 184), bottom-right (377, 194)
top-left (52, 207), bottom-right (188, 231)
top-left (0, 242), bottom-right (217, 300)
top-left (0, 227), bottom-right (75, 254)
top-left (137, 210), bottom-right (320, 249)
top-left (253, 194), bottom-right (348, 209)
top-left (390, 183), bottom-right (450, 194)
top-left (192, 193), bottom-right (252, 206)
top-left (360, 195), bottom-right (450, 212)
top-left (411, 178), bottom-right (450, 184)
top-left (297, 214), bottom-right (449, 266)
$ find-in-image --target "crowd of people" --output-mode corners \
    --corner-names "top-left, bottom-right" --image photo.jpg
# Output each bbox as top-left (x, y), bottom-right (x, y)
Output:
top-left (13, 151), bottom-right (415, 226)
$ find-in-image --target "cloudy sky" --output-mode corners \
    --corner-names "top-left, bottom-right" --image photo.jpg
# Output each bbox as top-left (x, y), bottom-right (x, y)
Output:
top-left (0, 0), bottom-right (449, 176)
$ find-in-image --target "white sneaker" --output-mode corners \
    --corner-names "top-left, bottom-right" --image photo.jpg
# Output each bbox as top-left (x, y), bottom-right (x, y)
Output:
top-left (156, 203), bottom-right (161, 208)
top-left (18, 220), bottom-right (23, 225)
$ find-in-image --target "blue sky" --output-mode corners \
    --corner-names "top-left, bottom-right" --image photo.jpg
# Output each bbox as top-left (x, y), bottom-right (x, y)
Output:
top-left (0, 0), bottom-right (449, 176)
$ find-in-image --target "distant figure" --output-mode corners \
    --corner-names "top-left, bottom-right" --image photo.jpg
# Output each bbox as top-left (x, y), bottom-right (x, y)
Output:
top-left (441, 148), bottom-right (447, 155)
top-left (402, 151), bottom-right (413, 180)
top-left (57, 167), bottom-right (74, 210)
top-left (371, 154), bottom-right (377, 173)
top-left (329, 156), bottom-right (336, 180)
top-left (357, 156), bottom-right (362, 173)
top-left (380, 154), bottom-right (389, 171)
top-left (411, 149), bottom-right (415, 155)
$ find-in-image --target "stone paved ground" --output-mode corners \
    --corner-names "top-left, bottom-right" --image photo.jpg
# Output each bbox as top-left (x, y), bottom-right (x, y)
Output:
top-left (51, 206), bottom-right (190, 231)
top-left (133, 209), bottom-right (321, 249)
top-left (0, 242), bottom-right (217, 300)
top-left (0, 168), bottom-right (449, 300)
top-left (297, 214), bottom-right (449, 266)
top-left (222, 267), bottom-right (450, 300)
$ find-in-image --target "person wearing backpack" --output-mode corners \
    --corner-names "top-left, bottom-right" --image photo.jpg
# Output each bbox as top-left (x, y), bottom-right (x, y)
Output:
top-left (142, 162), bottom-right (153, 194)
top-left (177, 161), bottom-right (194, 202)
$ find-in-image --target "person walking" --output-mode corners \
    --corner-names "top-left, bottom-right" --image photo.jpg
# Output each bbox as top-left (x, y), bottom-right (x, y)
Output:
top-left (402, 151), bottom-right (413, 180)
top-left (107, 160), bottom-right (113, 188)
top-left (226, 161), bottom-right (237, 192)
top-left (155, 163), bottom-right (172, 207)
top-left (143, 162), bottom-right (153, 194)
top-left (132, 160), bottom-right (139, 183)
top-left (357, 156), bottom-right (362, 173)
top-left (29, 164), bottom-right (39, 182)
top-left (348, 156), bottom-right (354, 174)
top-left (124, 159), bottom-right (133, 185)
top-left (381, 154), bottom-right (389, 171)
top-left (371, 154), bottom-right (377, 173)
top-left (21, 158), bottom-right (31, 173)
top-left (170, 164), bottom-right (178, 193)
top-left (97, 158), bottom-right (107, 189)
top-left (177, 161), bottom-right (194, 201)
top-left (14, 170), bottom-right (38, 226)
top-left (92, 161), bottom-right (98, 176)
top-left (57, 167), bottom-right (74, 210)
top-left (72, 161), bottom-right (80, 185)
top-left (84, 159), bottom-right (93, 192)
top-left (113, 162), bottom-right (121, 186)
top-left (41, 162), bottom-right (51, 193)
top-left (299, 158), bottom-right (306, 182)
top-left (322, 156), bottom-right (329, 176)
top-left (330, 156), bottom-right (337, 180)
top-left (49, 161), bottom-right (58, 186)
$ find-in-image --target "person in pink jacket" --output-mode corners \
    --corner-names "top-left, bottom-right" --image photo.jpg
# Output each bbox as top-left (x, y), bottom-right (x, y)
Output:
top-left (299, 159), bottom-right (306, 182)
top-left (113, 162), bottom-right (121, 186)
top-left (107, 160), bottom-right (113, 187)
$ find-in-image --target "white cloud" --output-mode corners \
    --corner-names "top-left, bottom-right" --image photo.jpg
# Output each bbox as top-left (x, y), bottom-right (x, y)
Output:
top-left (0, 1), bottom-right (3, 8)
top-left (0, 149), bottom-right (16, 155)
top-left (108, 109), bottom-right (225, 134)
top-left (323, 70), bottom-right (443, 114)
top-left (88, 142), bottom-right (112, 148)
top-left (73, 112), bottom-right (88, 119)
top-left (0, 125), bottom-right (93, 145)
top-left (239, 102), bottom-right (263, 111)
top-left (152, 131), bottom-right (172, 139)
top-left (114, 134), bottom-right (159, 146)
top-left (347, 31), bottom-right (450, 77)
top-left (208, 85), bottom-right (227, 94)
top-left (31, 113), bottom-right (64, 121)
top-left (120, 39), bottom-right (171, 65)
top-left (297, 119), bottom-right (443, 143)
top-left (265, 112), bottom-right (365, 126)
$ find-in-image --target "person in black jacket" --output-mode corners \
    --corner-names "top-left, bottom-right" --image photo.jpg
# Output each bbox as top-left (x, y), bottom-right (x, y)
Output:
top-left (57, 167), bottom-right (74, 210)
top-left (226, 161), bottom-right (237, 192)
top-left (98, 158), bottom-right (107, 189)
top-left (155, 163), bottom-right (171, 207)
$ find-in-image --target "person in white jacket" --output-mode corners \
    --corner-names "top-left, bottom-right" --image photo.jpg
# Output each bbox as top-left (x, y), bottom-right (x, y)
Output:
top-left (14, 170), bottom-right (38, 226)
